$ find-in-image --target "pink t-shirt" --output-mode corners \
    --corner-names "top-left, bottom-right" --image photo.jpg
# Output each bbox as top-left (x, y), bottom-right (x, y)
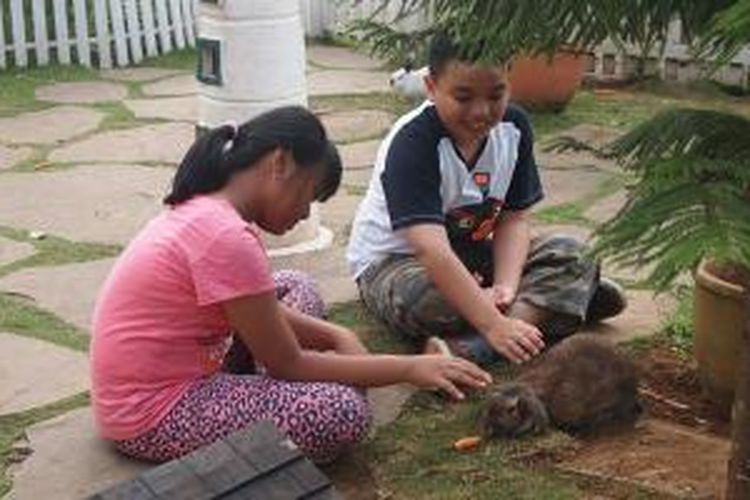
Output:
top-left (91, 196), bottom-right (275, 440)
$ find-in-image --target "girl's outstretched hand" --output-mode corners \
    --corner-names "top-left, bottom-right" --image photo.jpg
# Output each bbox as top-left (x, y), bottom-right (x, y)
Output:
top-left (406, 355), bottom-right (492, 400)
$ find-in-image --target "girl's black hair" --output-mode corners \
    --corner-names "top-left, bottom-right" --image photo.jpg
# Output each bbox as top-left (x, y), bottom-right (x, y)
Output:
top-left (164, 106), bottom-right (341, 205)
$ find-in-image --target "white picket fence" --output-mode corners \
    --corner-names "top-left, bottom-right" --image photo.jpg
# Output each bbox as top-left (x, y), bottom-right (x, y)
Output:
top-left (0, 0), bottom-right (197, 69)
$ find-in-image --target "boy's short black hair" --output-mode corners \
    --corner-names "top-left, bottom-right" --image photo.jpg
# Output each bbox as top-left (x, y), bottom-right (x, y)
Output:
top-left (428, 32), bottom-right (507, 79)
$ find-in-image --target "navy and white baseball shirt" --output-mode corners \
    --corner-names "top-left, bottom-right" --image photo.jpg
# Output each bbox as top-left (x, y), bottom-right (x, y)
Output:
top-left (346, 102), bottom-right (544, 279)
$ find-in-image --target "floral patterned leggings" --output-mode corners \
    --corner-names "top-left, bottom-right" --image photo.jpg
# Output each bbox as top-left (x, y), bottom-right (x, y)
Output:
top-left (115, 270), bottom-right (372, 464)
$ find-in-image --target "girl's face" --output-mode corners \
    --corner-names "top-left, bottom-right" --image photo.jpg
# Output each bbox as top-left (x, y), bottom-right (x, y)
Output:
top-left (255, 150), bottom-right (319, 235)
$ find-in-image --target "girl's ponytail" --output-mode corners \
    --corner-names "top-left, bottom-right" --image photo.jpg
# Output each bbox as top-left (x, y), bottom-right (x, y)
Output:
top-left (164, 125), bottom-right (236, 205)
top-left (164, 106), bottom-right (338, 206)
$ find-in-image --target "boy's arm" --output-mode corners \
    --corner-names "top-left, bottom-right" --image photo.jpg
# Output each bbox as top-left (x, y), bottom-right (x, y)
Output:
top-left (490, 208), bottom-right (532, 309)
top-left (403, 224), bottom-right (543, 363)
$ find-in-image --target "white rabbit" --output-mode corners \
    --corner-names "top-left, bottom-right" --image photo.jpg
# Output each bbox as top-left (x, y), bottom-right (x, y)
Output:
top-left (389, 63), bottom-right (429, 100)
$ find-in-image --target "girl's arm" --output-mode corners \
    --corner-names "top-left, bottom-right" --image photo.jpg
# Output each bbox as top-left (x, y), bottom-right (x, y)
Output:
top-left (403, 224), bottom-right (544, 363)
top-left (489, 209), bottom-right (532, 309)
top-left (224, 292), bottom-right (491, 400)
top-left (282, 304), bottom-right (368, 355)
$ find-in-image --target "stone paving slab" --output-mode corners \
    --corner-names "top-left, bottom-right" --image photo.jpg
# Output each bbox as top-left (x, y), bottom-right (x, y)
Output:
top-left (141, 74), bottom-right (197, 97)
top-left (272, 189), bottom-right (364, 304)
top-left (0, 259), bottom-right (115, 333)
top-left (8, 408), bottom-right (151, 500)
top-left (123, 96), bottom-right (197, 122)
top-left (0, 145), bottom-right (32, 171)
top-left (533, 224), bottom-right (593, 243)
top-left (339, 139), bottom-right (381, 170)
top-left (536, 167), bottom-right (611, 209)
top-left (0, 236), bottom-right (35, 268)
top-left (580, 289), bottom-right (676, 344)
top-left (307, 45), bottom-right (383, 70)
top-left (368, 384), bottom-right (415, 430)
top-left (35, 82), bottom-right (128, 104)
top-left (536, 148), bottom-right (618, 173)
top-left (0, 106), bottom-right (105, 145)
top-left (100, 67), bottom-right (184, 82)
top-left (342, 167), bottom-right (374, 190)
top-left (321, 110), bottom-right (393, 144)
top-left (308, 70), bottom-right (390, 96)
top-left (559, 419), bottom-right (729, 499)
top-left (561, 123), bottom-right (623, 149)
top-left (551, 124), bottom-right (626, 175)
top-left (49, 123), bottom-right (193, 165)
top-left (272, 244), bottom-right (358, 305)
top-left (319, 189), bottom-right (362, 242)
top-left (0, 164), bottom-right (172, 245)
top-left (6, 388), bottom-right (412, 500)
top-left (0, 332), bottom-right (89, 416)
top-left (585, 189), bottom-right (628, 224)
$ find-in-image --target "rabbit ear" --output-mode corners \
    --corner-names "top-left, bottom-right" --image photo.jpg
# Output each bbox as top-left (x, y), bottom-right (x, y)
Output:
top-left (404, 60), bottom-right (413, 72)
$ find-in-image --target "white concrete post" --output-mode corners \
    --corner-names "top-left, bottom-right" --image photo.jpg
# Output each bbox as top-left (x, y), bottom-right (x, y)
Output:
top-left (196, 0), bottom-right (329, 254)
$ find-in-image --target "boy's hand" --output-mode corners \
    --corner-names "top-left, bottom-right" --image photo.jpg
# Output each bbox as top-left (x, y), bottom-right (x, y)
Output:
top-left (485, 318), bottom-right (544, 364)
top-left (406, 355), bottom-right (492, 400)
top-left (484, 284), bottom-right (517, 312)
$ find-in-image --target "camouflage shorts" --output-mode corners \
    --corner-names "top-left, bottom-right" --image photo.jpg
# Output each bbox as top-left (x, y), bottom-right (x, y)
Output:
top-left (356, 234), bottom-right (600, 341)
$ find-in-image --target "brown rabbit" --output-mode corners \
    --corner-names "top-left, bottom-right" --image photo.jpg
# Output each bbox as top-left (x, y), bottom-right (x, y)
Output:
top-left (478, 334), bottom-right (642, 438)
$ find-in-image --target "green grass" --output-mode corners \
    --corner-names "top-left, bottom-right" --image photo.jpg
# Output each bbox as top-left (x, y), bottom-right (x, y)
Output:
top-left (0, 226), bottom-right (122, 280)
top-left (0, 293), bottom-right (89, 351)
top-left (328, 301), bottom-right (411, 355)
top-left (344, 184), bottom-right (367, 197)
top-left (661, 288), bottom-right (694, 353)
top-left (138, 48), bottom-right (197, 71)
top-left (530, 81), bottom-right (750, 140)
top-left (0, 392), bottom-right (90, 497)
top-left (0, 65), bottom-right (98, 117)
top-left (92, 102), bottom-right (140, 131)
top-left (533, 175), bottom-right (627, 227)
top-left (327, 302), bottom-right (659, 499)
top-left (366, 392), bottom-right (589, 499)
top-left (311, 92), bottom-right (414, 118)
top-left (534, 202), bottom-right (590, 226)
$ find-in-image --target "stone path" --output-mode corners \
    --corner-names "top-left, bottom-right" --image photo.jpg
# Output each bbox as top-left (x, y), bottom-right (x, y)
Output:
top-left (0, 165), bottom-right (172, 245)
top-left (0, 333), bottom-right (88, 416)
top-left (35, 82), bottom-right (128, 104)
top-left (0, 44), bottom-right (686, 499)
top-left (0, 107), bottom-right (104, 145)
top-left (0, 236), bottom-right (34, 268)
top-left (0, 146), bottom-right (32, 171)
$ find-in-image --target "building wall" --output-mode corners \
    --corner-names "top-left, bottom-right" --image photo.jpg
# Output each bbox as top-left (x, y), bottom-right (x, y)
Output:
top-left (586, 20), bottom-right (750, 88)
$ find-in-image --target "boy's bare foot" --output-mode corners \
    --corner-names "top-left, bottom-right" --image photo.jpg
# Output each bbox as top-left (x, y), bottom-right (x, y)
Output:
top-left (423, 336), bottom-right (453, 357)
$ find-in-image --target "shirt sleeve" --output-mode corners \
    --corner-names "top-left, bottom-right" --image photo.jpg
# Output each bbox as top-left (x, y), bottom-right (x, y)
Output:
top-left (381, 123), bottom-right (444, 231)
top-left (503, 105), bottom-right (545, 211)
top-left (191, 226), bottom-right (276, 306)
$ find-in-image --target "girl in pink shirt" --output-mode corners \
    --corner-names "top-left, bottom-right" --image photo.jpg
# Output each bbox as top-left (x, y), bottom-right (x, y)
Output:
top-left (91, 106), bottom-right (491, 463)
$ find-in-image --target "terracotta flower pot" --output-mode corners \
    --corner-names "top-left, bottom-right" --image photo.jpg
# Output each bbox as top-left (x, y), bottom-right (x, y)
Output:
top-left (693, 259), bottom-right (749, 415)
top-left (508, 51), bottom-right (587, 112)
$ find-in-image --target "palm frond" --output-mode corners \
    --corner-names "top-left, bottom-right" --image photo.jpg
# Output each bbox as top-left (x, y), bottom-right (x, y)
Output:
top-left (609, 108), bottom-right (750, 169)
top-left (697, 0), bottom-right (750, 64)
top-left (346, 0), bottom-right (744, 67)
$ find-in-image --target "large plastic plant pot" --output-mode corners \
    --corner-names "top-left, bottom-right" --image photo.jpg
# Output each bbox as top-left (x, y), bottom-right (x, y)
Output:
top-left (693, 259), bottom-right (748, 415)
top-left (508, 51), bottom-right (587, 112)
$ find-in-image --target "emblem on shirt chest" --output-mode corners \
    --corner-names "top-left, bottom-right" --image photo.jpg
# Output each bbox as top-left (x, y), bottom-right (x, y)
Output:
top-left (472, 172), bottom-right (491, 197)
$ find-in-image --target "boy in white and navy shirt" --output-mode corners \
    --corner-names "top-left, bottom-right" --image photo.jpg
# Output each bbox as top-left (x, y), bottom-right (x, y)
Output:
top-left (347, 33), bottom-right (626, 365)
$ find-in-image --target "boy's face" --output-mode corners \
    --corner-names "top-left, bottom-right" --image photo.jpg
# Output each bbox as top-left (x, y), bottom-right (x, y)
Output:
top-left (426, 61), bottom-right (510, 147)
